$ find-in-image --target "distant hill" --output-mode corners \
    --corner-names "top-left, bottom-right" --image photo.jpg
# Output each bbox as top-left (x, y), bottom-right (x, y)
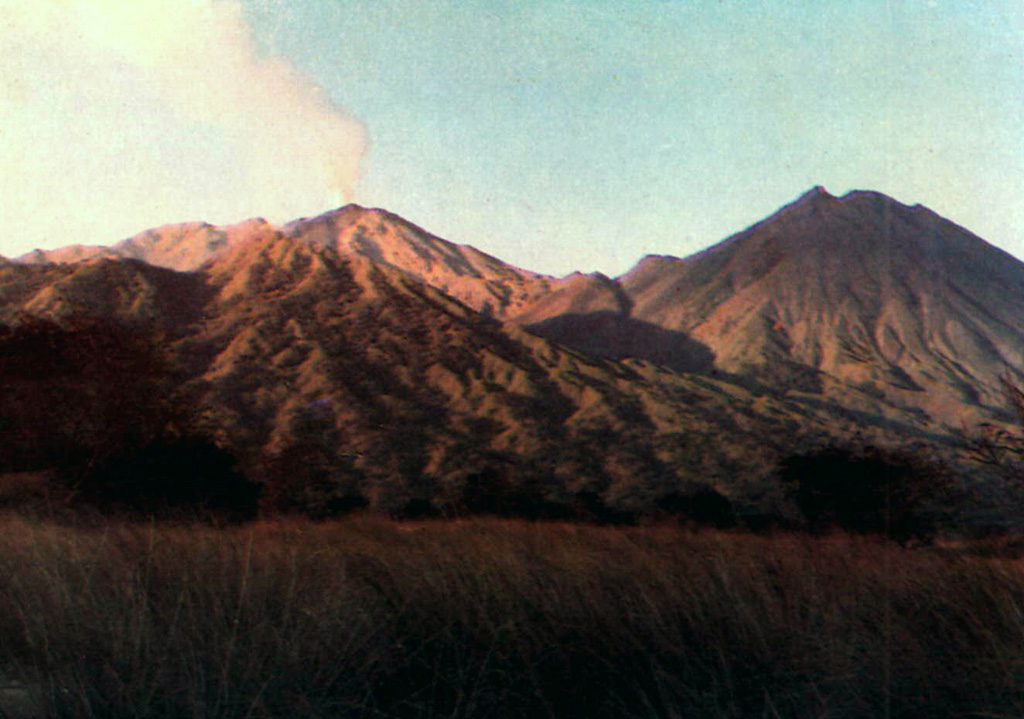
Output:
top-left (17, 206), bottom-right (556, 319)
top-left (4, 188), bottom-right (1020, 519)
top-left (520, 187), bottom-right (1024, 429)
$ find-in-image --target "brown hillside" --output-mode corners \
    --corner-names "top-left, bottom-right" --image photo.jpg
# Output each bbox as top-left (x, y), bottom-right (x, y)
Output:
top-left (6, 191), bottom-right (1020, 518)
top-left (2, 225), bottom-right (932, 519)
top-left (516, 187), bottom-right (1024, 430)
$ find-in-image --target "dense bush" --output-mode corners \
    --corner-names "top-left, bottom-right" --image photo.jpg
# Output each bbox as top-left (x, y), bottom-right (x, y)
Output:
top-left (0, 316), bottom-right (263, 520)
top-left (655, 485), bottom-right (737, 528)
top-left (776, 444), bottom-right (957, 542)
top-left (260, 444), bottom-right (367, 519)
top-left (456, 465), bottom-right (581, 520)
top-left (74, 434), bottom-right (261, 520)
top-left (254, 404), bottom-right (365, 518)
top-left (0, 316), bottom-right (181, 473)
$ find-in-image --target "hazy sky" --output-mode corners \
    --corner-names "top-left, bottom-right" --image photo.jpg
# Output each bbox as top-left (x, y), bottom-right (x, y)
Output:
top-left (2, 0), bottom-right (1022, 276)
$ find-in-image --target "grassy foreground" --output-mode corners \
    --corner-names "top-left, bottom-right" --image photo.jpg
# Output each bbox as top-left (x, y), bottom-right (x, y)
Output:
top-left (0, 517), bottom-right (1023, 718)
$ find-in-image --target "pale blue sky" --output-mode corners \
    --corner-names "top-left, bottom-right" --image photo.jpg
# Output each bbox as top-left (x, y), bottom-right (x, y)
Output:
top-left (2, 0), bottom-right (1022, 276)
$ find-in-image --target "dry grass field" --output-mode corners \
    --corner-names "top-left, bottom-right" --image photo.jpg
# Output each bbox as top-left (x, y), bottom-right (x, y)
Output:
top-left (0, 516), bottom-right (1022, 718)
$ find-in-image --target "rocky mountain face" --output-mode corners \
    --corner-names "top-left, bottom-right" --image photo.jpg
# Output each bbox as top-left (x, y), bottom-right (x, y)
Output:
top-left (2, 188), bottom-right (1020, 518)
top-left (520, 187), bottom-right (1024, 430)
top-left (16, 218), bottom-right (275, 273)
top-left (17, 206), bottom-right (555, 319)
top-left (1, 231), bottom-right (828, 517)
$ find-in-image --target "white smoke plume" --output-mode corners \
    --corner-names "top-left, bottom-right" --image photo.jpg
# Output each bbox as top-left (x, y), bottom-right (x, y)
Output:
top-left (0, 0), bottom-right (367, 253)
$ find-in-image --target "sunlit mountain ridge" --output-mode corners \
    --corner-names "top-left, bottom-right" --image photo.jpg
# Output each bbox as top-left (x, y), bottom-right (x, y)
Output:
top-left (3, 187), bottom-right (1020, 520)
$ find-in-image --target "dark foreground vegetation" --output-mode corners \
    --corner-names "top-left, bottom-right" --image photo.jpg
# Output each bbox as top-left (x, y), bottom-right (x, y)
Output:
top-left (1, 517), bottom-right (1024, 718)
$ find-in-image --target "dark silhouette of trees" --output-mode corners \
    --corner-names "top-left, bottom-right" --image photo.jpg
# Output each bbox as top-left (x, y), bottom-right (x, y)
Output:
top-left (776, 444), bottom-right (957, 543)
top-left (259, 404), bottom-right (367, 518)
top-left (0, 315), bottom-right (259, 519)
top-left (0, 315), bottom-right (186, 469)
top-left (459, 466), bottom-right (562, 520)
top-left (260, 444), bottom-right (366, 519)
top-left (75, 434), bottom-right (260, 519)
top-left (655, 486), bottom-right (737, 528)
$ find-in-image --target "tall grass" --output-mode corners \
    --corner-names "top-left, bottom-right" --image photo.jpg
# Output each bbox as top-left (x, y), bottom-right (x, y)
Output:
top-left (0, 516), bottom-right (1023, 718)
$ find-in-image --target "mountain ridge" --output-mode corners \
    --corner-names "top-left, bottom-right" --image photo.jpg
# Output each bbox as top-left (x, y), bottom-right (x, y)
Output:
top-left (4, 187), bottom-right (1023, 520)
top-left (14, 186), bottom-right (1024, 426)
top-left (518, 186), bottom-right (1024, 426)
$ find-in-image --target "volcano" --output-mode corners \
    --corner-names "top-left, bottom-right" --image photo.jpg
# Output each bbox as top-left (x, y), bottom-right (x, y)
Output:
top-left (520, 187), bottom-right (1024, 427)
top-left (4, 187), bottom-right (1023, 519)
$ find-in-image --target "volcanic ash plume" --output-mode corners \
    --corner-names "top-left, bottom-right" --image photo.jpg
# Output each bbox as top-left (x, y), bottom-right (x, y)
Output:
top-left (0, 0), bottom-right (367, 227)
top-left (80, 0), bottom-right (366, 204)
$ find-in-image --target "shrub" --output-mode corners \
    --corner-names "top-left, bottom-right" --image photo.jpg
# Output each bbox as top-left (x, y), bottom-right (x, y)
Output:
top-left (459, 466), bottom-right (519, 516)
top-left (74, 434), bottom-right (260, 520)
top-left (457, 466), bottom-right (571, 520)
top-left (776, 444), bottom-right (956, 542)
top-left (655, 486), bottom-right (737, 528)
top-left (255, 402), bottom-right (368, 519)
top-left (568, 490), bottom-right (637, 525)
top-left (0, 316), bottom-right (182, 474)
top-left (259, 443), bottom-right (367, 519)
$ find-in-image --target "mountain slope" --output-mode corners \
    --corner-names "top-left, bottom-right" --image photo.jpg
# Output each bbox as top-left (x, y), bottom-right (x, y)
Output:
top-left (16, 206), bottom-right (557, 319)
top-left (5, 190), bottom-right (1021, 518)
top-left (16, 189), bottom-right (1023, 431)
top-left (0, 258), bottom-right (209, 328)
top-left (17, 219), bottom-right (275, 272)
top-left (518, 187), bottom-right (1024, 427)
top-left (280, 206), bottom-right (557, 317)
top-left (514, 271), bottom-right (715, 373)
top-left (180, 232), bottom-right (818, 510)
top-left (2, 225), bottom-right (940, 519)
